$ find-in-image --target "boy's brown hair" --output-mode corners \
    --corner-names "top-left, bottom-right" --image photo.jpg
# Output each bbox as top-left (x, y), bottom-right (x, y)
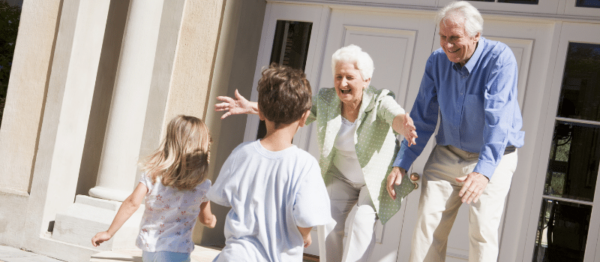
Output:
top-left (257, 63), bottom-right (312, 128)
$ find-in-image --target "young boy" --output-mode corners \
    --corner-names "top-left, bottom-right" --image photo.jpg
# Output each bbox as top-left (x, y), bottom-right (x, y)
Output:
top-left (208, 64), bottom-right (332, 261)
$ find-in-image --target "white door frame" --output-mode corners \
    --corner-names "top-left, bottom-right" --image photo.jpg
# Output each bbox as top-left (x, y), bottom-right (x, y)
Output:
top-left (243, 3), bottom-right (330, 152)
top-left (521, 22), bottom-right (600, 262)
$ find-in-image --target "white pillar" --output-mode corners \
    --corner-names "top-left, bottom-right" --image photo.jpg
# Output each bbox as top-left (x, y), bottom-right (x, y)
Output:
top-left (89, 0), bottom-right (165, 201)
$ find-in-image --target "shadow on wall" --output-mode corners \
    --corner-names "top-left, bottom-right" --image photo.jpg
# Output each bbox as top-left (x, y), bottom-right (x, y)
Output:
top-left (190, 0), bottom-right (266, 248)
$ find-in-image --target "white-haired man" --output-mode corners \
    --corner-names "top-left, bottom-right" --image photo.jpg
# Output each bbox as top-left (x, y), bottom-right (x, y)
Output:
top-left (386, 1), bottom-right (524, 261)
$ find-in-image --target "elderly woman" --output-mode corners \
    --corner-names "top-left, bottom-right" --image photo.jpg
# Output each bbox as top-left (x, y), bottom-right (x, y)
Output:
top-left (216, 45), bottom-right (417, 261)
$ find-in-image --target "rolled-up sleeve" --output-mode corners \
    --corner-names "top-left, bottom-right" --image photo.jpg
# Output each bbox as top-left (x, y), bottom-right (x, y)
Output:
top-left (474, 52), bottom-right (519, 179)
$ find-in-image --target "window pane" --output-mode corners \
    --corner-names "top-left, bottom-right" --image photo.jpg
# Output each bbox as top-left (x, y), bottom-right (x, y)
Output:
top-left (532, 200), bottom-right (591, 262)
top-left (576, 0), bottom-right (600, 8)
top-left (544, 121), bottom-right (600, 202)
top-left (257, 21), bottom-right (313, 139)
top-left (468, 0), bottom-right (494, 2)
top-left (498, 0), bottom-right (539, 4)
top-left (557, 43), bottom-right (600, 121)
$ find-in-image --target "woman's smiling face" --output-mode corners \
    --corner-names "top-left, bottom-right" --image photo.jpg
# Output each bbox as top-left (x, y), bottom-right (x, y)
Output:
top-left (334, 62), bottom-right (370, 105)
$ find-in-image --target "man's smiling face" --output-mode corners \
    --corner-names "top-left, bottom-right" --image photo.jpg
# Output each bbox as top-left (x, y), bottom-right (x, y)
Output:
top-left (439, 16), bottom-right (480, 66)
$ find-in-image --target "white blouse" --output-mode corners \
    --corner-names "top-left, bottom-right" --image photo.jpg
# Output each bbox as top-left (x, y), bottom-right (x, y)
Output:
top-left (136, 173), bottom-right (211, 253)
top-left (333, 116), bottom-right (366, 184)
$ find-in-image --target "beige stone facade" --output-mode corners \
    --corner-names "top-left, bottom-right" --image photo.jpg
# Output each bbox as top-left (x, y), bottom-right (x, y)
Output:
top-left (0, 0), bottom-right (265, 261)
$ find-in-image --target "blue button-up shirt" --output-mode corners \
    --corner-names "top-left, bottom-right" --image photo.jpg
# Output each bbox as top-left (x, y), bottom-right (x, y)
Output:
top-left (394, 37), bottom-right (524, 179)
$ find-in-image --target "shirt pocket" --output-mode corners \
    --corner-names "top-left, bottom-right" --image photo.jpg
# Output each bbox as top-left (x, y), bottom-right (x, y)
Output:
top-left (462, 94), bottom-right (485, 131)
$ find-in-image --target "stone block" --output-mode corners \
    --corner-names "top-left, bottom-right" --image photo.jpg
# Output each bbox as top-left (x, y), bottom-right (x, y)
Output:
top-left (52, 195), bottom-right (144, 251)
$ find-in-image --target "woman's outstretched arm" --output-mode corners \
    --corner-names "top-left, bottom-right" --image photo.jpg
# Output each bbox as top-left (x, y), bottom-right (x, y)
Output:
top-left (215, 89), bottom-right (259, 119)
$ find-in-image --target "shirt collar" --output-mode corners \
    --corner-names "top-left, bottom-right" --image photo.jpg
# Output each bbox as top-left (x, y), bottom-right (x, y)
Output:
top-left (453, 37), bottom-right (485, 74)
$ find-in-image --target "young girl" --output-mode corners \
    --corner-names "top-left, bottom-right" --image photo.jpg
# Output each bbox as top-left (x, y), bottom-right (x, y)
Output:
top-left (92, 115), bottom-right (216, 262)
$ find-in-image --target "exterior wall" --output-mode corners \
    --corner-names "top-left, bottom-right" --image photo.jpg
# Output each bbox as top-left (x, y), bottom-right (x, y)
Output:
top-left (0, 0), bottom-right (233, 260)
top-left (192, 0), bottom-right (267, 246)
top-left (0, 0), bottom-right (62, 195)
top-left (0, 0), bottom-right (63, 247)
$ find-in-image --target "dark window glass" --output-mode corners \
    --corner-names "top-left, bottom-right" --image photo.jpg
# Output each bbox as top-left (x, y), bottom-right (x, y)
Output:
top-left (532, 200), bottom-right (591, 262)
top-left (576, 0), bottom-right (600, 8)
top-left (498, 0), bottom-right (539, 4)
top-left (544, 121), bottom-right (600, 202)
top-left (557, 43), bottom-right (600, 121)
top-left (0, 2), bottom-right (22, 125)
top-left (257, 21), bottom-right (313, 139)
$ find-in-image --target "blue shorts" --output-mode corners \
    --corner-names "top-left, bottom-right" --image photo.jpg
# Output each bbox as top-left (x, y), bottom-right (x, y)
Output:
top-left (142, 251), bottom-right (191, 262)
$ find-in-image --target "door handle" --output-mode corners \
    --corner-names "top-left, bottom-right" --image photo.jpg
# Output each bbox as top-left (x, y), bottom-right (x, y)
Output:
top-left (410, 172), bottom-right (420, 190)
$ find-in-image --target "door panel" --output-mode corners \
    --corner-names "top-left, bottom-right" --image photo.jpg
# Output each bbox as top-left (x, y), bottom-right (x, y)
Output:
top-left (312, 8), bottom-right (436, 262)
top-left (421, 19), bottom-right (556, 262)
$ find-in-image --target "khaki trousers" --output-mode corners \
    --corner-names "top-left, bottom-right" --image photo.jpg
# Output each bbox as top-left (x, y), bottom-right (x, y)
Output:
top-left (410, 145), bottom-right (518, 262)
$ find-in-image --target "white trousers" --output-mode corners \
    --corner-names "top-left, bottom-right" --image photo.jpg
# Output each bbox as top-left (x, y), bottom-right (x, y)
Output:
top-left (318, 175), bottom-right (377, 262)
top-left (410, 145), bottom-right (518, 262)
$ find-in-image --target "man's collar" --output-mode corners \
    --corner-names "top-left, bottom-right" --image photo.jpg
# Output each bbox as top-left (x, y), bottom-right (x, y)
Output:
top-left (463, 36), bottom-right (485, 73)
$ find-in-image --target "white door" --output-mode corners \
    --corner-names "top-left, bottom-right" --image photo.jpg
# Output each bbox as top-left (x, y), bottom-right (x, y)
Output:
top-left (243, 3), bottom-right (331, 255)
top-left (521, 22), bottom-right (600, 262)
top-left (312, 7), bottom-right (436, 262)
top-left (395, 18), bottom-right (558, 262)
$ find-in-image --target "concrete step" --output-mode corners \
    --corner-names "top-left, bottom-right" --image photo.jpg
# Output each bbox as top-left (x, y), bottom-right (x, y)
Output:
top-left (90, 245), bottom-right (221, 262)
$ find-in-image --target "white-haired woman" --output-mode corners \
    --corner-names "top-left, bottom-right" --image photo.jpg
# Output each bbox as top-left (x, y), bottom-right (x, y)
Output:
top-left (215, 45), bottom-right (417, 261)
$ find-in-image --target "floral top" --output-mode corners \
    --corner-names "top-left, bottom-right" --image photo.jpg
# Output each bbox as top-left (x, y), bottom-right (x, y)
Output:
top-left (136, 173), bottom-right (211, 253)
top-left (306, 86), bottom-right (412, 224)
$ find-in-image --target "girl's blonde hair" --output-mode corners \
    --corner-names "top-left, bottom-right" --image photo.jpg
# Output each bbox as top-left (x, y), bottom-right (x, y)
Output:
top-left (141, 115), bottom-right (211, 190)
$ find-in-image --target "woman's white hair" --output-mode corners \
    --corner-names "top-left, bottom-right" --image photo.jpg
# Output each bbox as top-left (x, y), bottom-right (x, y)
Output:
top-left (331, 44), bottom-right (374, 80)
top-left (436, 1), bottom-right (483, 37)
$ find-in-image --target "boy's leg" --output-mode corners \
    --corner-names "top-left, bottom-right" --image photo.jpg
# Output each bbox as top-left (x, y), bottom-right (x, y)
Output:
top-left (409, 146), bottom-right (464, 262)
top-left (467, 150), bottom-right (517, 262)
top-left (342, 185), bottom-right (377, 262)
top-left (320, 175), bottom-right (360, 262)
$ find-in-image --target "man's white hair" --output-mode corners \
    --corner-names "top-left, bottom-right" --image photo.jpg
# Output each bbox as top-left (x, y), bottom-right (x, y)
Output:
top-left (331, 44), bottom-right (374, 80)
top-left (436, 1), bottom-right (483, 37)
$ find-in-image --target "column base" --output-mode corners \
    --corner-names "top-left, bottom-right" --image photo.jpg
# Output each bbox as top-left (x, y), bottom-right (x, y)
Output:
top-left (52, 195), bottom-right (144, 251)
top-left (89, 186), bottom-right (131, 202)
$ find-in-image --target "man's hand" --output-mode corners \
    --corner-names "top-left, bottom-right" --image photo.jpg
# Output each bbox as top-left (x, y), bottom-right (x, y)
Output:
top-left (456, 172), bottom-right (489, 204)
top-left (387, 167), bottom-right (406, 200)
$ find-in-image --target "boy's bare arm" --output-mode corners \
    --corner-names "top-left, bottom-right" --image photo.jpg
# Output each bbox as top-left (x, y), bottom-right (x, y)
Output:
top-left (91, 183), bottom-right (147, 247)
top-left (297, 226), bottom-right (313, 247)
top-left (199, 201), bottom-right (217, 228)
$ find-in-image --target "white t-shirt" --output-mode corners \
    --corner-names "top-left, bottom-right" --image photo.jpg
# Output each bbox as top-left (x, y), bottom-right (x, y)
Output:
top-left (332, 116), bottom-right (366, 184)
top-left (136, 172), bottom-right (211, 253)
top-left (207, 140), bottom-right (332, 262)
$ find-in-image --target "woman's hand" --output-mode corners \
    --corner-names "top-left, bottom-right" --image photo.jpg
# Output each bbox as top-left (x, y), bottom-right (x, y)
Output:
top-left (392, 113), bottom-right (418, 146)
top-left (215, 89), bottom-right (259, 119)
top-left (91, 231), bottom-right (112, 247)
top-left (402, 113), bottom-right (418, 146)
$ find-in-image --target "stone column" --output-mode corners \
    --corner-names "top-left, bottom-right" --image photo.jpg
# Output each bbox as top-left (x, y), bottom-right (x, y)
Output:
top-left (89, 0), bottom-right (165, 201)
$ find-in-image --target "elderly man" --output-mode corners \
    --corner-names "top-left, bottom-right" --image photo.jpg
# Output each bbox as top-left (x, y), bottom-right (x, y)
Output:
top-left (386, 1), bottom-right (524, 262)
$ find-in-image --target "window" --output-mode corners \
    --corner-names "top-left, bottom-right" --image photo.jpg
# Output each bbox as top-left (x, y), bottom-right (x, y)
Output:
top-left (256, 21), bottom-right (312, 139)
top-left (532, 42), bottom-right (600, 262)
top-left (576, 0), bottom-right (600, 8)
